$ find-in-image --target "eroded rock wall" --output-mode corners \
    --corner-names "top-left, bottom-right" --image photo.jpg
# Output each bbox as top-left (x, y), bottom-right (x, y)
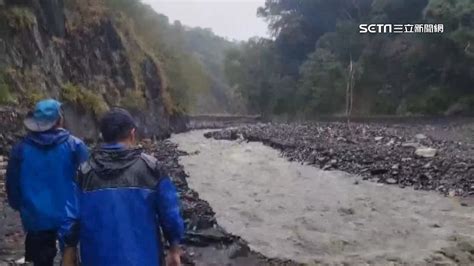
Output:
top-left (0, 0), bottom-right (182, 141)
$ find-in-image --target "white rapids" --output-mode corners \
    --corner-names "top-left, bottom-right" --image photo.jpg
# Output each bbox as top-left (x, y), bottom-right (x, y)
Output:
top-left (172, 130), bottom-right (474, 265)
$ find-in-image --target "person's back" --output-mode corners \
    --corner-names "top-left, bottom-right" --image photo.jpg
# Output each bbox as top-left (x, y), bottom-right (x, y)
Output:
top-left (13, 129), bottom-right (86, 230)
top-left (6, 99), bottom-right (88, 266)
top-left (60, 108), bottom-right (184, 266)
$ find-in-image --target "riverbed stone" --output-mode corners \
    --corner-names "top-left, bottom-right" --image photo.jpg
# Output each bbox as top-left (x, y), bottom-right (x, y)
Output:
top-left (415, 134), bottom-right (427, 140)
top-left (415, 147), bottom-right (437, 158)
top-left (386, 178), bottom-right (397, 184)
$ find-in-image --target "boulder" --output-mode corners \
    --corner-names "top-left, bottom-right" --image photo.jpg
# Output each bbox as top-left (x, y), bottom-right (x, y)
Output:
top-left (415, 147), bottom-right (437, 158)
top-left (402, 142), bottom-right (421, 148)
top-left (415, 134), bottom-right (427, 140)
top-left (386, 178), bottom-right (398, 184)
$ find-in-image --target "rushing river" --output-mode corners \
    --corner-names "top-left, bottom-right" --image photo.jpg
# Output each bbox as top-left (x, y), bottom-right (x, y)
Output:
top-left (172, 130), bottom-right (474, 265)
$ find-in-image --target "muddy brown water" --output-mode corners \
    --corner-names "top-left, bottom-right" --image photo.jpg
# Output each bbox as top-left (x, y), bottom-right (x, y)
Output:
top-left (172, 130), bottom-right (474, 265)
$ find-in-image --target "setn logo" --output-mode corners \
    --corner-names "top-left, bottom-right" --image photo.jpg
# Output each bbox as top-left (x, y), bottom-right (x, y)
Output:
top-left (359, 24), bottom-right (392, 33)
top-left (359, 23), bottom-right (444, 34)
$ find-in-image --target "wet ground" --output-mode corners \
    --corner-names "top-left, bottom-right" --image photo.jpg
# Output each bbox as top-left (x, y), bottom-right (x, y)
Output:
top-left (173, 130), bottom-right (474, 265)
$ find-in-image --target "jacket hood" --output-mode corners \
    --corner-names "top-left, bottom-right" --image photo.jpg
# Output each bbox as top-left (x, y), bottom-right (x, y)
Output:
top-left (90, 146), bottom-right (143, 180)
top-left (25, 128), bottom-right (71, 147)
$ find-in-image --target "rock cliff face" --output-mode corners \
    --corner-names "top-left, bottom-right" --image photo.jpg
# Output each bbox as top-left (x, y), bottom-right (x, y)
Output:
top-left (0, 0), bottom-right (185, 140)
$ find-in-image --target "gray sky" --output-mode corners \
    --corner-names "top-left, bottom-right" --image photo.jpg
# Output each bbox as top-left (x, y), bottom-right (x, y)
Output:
top-left (142, 0), bottom-right (269, 41)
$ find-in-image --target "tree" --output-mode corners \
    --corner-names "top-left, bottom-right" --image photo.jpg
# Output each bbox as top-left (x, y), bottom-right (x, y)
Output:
top-left (226, 0), bottom-right (474, 117)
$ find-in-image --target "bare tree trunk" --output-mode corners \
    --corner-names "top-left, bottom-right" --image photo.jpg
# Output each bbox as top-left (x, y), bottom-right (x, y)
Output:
top-left (349, 59), bottom-right (355, 116)
top-left (346, 57), bottom-right (354, 119)
top-left (346, 60), bottom-right (351, 117)
top-left (346, 56), bottom-right (355, 136)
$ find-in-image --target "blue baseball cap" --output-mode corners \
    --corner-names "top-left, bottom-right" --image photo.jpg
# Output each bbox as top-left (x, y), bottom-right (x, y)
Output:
top-left (24, 99), bottom-right (63, 132)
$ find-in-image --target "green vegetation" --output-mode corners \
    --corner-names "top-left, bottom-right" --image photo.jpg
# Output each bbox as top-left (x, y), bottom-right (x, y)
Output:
top-left (100, 0), bottom-right (238, 113)
top-left (63, 0), bottom-right (104, 30)
top-left (24, 90), bottom-right (46, 107)
top-left (122, 89), bottom-right (146, 111)
top-left (180, 27), bottom-right (239, 113)
top-left (0, 72), bottom-right (16, 105)
top-left (6, 66), bottom-right (49, 108)
top-left (3, 0), bottom-right (237, 114)
top-left (3, 7), bottom-right (37, 29)
top-left (226, 0), bottom-right (474, 116)
top-left (62, 83), bottom-right (109, 116)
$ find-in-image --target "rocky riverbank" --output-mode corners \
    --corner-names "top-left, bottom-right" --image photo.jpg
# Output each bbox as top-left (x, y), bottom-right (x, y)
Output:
top-left (205, 121), bottom-right (473, 197)
top-left (187, 115), bottom-right (261, 130)
top-left (0, 139), bottom-right (299, 265)
top-left (143, 140), bottom-right (299, 266)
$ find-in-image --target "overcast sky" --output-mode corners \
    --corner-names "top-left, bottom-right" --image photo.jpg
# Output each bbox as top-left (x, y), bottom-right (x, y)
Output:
top-left (142, 0), bottom-right (269, 41)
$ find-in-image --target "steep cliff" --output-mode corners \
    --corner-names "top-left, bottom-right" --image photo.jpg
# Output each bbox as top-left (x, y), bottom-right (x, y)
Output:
top-left (0, 0), bottom-right (186, 140)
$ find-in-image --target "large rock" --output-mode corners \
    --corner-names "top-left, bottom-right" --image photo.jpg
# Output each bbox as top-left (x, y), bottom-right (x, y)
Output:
top-left (415, 147), bottom-right (437, 158)
top-left (62, 105), bottom-right (99, 141)
top-left (415, 134), bottom-right (427, 140)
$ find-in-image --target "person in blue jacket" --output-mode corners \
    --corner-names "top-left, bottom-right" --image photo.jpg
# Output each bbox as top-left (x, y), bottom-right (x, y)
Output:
top-left (59, 107), bottom-right (185, 266)
top-left (6, 99), bottom-right (89, 266)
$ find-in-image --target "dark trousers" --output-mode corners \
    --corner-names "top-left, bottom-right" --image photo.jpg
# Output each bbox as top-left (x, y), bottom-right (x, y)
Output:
top-left (25, 231), bottom-right (57, 266)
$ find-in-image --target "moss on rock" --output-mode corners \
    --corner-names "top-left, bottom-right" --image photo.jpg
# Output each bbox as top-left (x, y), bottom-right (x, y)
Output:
top-left (2, 7), bottom-right (37, 30)
top-left (62, 83), bottom-right (109, 117)
top-left (0, 72), bottom-right (16, 105)
top-left (121, 89), bottom-right (146, 111)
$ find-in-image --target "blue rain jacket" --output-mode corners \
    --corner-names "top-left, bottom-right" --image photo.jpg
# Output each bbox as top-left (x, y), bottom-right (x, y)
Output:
top-left (6, 129), bottom-right (89, 232)
top-left (59, 144), bottom-right (184, 266)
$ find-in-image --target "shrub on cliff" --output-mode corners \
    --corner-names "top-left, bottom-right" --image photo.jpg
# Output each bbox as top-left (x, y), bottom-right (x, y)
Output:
top-left (1, 6), bottom-right (36, 30)
top-left (24, 90), bottom-right (46, 107)
top-left (62, 83), bottom-right (109, 117)
top-left (0, 72), bottom-right (16, 105)
top-left (122, 89), bottom-right (146, 111)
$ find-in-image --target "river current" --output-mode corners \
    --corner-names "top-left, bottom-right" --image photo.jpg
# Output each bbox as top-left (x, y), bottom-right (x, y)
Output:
top-left (172, 130), bottom-right (474, 265)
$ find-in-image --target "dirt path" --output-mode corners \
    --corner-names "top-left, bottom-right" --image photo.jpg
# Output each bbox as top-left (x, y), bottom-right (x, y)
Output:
top-left (172, 130), bottom-right (474, 265)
